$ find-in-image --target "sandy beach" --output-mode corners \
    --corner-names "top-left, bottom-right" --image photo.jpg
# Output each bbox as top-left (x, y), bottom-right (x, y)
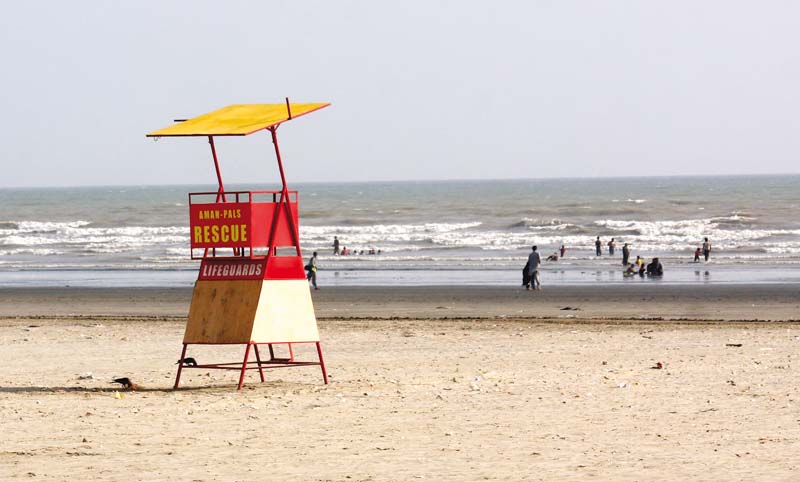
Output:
top-left (1, 285), bottom-right (799, 481)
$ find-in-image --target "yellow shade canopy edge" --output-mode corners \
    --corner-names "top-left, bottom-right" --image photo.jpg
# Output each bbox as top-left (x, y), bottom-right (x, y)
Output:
top-left (147, 102), bottom-right (330, 137)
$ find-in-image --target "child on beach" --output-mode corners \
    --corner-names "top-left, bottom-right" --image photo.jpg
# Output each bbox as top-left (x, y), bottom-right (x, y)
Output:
top-left (305, 251), bottom-right (319, 290)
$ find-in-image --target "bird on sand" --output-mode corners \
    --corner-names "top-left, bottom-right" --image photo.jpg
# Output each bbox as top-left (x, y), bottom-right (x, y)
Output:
top-left (176, 357), bottom-right (198, 367)
top-left (112, 377), bottom-right (140, 390)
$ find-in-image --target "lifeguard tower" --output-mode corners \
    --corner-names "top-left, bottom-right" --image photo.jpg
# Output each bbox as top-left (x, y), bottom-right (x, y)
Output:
top-left (147, 100), bottom-right (329, 390)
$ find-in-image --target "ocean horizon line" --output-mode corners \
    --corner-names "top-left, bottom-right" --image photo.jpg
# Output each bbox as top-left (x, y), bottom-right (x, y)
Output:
top-left (2, 172), bottom-right (799, 191)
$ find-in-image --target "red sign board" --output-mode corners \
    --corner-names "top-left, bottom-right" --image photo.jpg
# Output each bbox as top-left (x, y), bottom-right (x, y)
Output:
top-left (190, 202), bottom-right (251, 249)
top-left (198, 258), bottom-right (267, 281)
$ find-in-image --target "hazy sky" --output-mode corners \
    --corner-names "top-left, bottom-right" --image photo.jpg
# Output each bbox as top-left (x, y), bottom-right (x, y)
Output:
top-left (1, 1), bottom-right (799, 188)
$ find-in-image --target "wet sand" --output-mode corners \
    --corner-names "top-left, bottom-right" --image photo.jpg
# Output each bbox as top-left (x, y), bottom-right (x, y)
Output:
top-left (0, 285), bottom-right (799, 481)
top-left (0, 284), bottom-right (798, 321)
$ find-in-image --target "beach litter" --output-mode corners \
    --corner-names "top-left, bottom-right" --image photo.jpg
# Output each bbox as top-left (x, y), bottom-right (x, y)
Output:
top-left (77, 372), bottom-right (94, 380)
top-left (725, 343), bottom-right (743, 347)
top-left (651, 362), bottom-right (664, 370)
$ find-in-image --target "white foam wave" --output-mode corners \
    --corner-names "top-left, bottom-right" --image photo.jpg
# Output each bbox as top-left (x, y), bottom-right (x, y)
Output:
top-left (0, 220), bottom-right (188, 252)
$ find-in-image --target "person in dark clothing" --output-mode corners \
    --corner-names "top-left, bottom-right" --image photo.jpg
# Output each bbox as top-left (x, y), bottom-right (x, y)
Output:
top-left (646, 257), bottom-right (663, 277)
top-left (595, 237), bottom-right (602, 256)
top-left (521, 261), bottom-right (531, 288)
top-left (333, 236), bottom-right (340, 255)
top-left (621, 243), bottom-right (630, 266)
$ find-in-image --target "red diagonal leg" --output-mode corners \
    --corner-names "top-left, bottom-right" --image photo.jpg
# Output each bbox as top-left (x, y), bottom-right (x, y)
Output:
top-left (174, 343), bottom-right (188, 389)
top-left (316, 342), bottom-right (328, 384)
top-left (253, 344), bottom-right (265, 383)
top-left (237, 343), bottom-right (252, 390)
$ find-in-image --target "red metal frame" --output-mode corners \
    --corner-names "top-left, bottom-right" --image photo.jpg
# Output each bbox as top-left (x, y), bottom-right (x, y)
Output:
top-left (174, 342), bottom-right (328, 390)
top-left (172, 100), bottom-right (327, 390)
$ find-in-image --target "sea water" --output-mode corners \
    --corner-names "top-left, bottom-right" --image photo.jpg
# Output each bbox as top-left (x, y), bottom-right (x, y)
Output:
top-left (1, 175), bottom-right (799, 287)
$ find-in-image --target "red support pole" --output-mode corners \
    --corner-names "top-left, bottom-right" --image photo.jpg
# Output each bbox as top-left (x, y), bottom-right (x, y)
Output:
top-left (209, 136), bottom-right (226, 200)
top-left (288, 342), bottom-right (295, 362)
top-left (174, 343), bottom-right (188, 389)
top-left (253, 344), bottom-right (266, 382)
top-left (237, 343), bottom-right (252, 390)
top-left (269, 127), bottom-right (302, 255)
top-left (316, 342), bottom-right (329, 384)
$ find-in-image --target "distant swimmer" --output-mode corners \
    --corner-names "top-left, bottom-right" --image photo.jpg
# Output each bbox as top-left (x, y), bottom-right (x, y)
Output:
top-left (624, 263), bottom-right (637, 277)
top-left (546, 252), bottom-right (559, 262)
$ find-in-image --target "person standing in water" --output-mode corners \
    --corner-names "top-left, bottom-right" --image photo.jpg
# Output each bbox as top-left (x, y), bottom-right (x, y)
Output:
top-left (608, 238), bottom-right (616, 256)
top-left (702, 237), bottom-right (712, 261)
top-left (332, 236), bottom-right (340, 255)
top-left (595, 237), bottom-right (602, 256)
top-left (621, 242), bottom-right (630, 266)
top-left (560, 244), bottom-right (566, 258)
top-left (526, 245), bottom-right (542, 291)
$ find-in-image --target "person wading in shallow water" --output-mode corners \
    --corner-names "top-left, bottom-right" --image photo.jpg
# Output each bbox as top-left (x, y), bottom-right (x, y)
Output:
top-left (526, 245), bottom-right (542, 291)
top-left (702, 237), bottom-right (712, 261)
top-left (622, 242), bottom-right (630, 266)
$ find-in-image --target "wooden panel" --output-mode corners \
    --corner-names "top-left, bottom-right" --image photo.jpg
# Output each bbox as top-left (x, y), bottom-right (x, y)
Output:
top-left (251, 280), bottom-right (320, 343)
top-left (184, 280), bottom-right (262, 343)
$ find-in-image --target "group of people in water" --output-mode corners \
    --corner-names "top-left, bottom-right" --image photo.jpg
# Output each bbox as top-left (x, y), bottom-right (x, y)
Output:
top-left (523, 236), bottom-right (713, 289)
top-left (331, 236), bottom-right (380, 256)
top-left (623, 256), bottom-right (663, 278)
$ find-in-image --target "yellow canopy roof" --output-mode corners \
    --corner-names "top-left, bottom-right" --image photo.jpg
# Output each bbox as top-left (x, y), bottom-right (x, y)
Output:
top-left (147, 103), bottom-right (330, 137)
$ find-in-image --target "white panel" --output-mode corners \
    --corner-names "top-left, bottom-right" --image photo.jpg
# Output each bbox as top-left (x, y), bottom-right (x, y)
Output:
top-left (251, 279), bottom-right (320, 342)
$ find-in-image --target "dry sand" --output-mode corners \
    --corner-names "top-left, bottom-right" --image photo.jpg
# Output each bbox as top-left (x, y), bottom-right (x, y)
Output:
top-left (1, 286), bottom-right (799, 481)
